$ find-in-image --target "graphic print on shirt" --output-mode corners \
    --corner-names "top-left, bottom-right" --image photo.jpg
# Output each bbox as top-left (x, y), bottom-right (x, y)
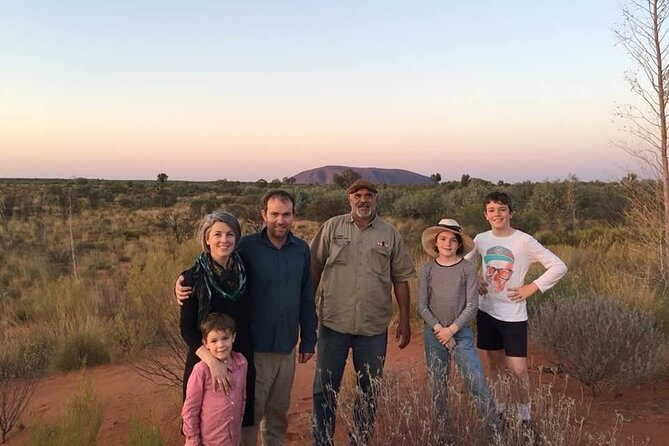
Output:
top-left (483, 246), bottom-right (515, 292)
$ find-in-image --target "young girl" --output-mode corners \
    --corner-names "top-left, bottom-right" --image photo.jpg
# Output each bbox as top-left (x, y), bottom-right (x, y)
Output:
top-left (182, 313), bottom-right (247, 446)
top-left (417, 218), bottom-right (500, 433)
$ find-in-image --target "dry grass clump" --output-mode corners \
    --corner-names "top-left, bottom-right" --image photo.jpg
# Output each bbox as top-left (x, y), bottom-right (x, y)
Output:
top-left (324, 364), bottom-right (645, 446)
top-left (532, 294), bottom-right (661, 394)
top-left (550, 243), bottom-right (659, 311)
top-left (128, 416), bottom-right (165, 446)
top-left (28, 372), bottom-right (103, 446)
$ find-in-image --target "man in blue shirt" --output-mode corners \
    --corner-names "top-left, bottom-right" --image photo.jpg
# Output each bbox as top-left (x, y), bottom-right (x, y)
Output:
top-left (177, 190), bottom-right (317, 446)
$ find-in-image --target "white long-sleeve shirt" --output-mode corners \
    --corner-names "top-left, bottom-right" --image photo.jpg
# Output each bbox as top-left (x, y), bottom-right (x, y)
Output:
top-left (465, 229), bottom-right (567, 322)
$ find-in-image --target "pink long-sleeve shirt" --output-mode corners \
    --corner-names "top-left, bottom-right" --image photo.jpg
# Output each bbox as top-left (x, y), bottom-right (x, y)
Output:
top-left (181, 352), bottom-right (247, 446)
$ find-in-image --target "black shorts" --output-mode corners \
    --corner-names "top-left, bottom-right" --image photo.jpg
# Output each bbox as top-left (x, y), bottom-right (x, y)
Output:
top-left (476, 309), bottom-right (528, 357)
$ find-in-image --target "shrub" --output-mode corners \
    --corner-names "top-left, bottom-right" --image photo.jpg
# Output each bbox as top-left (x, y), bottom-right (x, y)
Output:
top-left (303, 189), bottom-right (348, 222)
top-left (50, 331), bottom-right (111, 372)
top-left (532, 294), bottom-right (661, 394)
top-left (0, 344), bottom-right (38, 443)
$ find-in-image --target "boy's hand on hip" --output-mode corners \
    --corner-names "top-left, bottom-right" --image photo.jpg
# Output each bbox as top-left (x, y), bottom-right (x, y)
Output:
top-left (507, 283), bottom-right (538, 302)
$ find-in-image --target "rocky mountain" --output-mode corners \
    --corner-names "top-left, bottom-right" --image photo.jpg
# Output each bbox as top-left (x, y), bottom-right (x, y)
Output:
top-left (291, 165), bottom-right (434, 185)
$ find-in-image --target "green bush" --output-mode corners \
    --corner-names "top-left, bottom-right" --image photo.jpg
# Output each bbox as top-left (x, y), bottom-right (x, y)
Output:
top-left (50, 332), bottom-right (111, 372)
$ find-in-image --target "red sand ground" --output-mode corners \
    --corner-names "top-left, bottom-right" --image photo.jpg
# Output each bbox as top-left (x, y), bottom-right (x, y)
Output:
top-left (6, 330), bottom-right (668, 445)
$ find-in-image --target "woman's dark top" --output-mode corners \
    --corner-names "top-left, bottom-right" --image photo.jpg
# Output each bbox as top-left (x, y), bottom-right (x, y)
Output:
top-left (179, 257), bottom-right (255, 426)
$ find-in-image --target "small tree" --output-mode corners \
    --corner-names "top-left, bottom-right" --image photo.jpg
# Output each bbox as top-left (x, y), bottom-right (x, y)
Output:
top-left (615, 0), bottom-right (669, 277)
top-left (157, 173), bottom-right (168, 183)
top-left (430, 173), bottom-right (441, 184)
top-left (333, 168), bottom-right (361, 188)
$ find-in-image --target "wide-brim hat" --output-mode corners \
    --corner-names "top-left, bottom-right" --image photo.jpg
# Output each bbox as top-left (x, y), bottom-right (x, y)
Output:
top-left (421, 218), bottom-right (474, 257)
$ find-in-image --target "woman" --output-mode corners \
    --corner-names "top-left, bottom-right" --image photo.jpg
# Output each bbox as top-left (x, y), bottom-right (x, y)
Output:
top-left (180, 211), bottom-right (254, 428)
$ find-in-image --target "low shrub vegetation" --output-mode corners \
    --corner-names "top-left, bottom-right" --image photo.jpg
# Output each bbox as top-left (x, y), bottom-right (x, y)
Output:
top-left (531, 294), bottom-right (662, 394)
top-left (0, 342), bottom-right (38, 443)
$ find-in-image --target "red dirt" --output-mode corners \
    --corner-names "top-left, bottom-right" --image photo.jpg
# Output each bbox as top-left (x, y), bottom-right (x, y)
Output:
top-left (6, 331), bottom-right (668, 445)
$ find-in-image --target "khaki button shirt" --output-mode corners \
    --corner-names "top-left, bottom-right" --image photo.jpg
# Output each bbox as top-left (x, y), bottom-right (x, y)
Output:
top-left (310, 213), bottom-right (415, 336)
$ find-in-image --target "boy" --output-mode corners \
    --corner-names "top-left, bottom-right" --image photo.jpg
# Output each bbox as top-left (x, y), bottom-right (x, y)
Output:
top-left (182, 313), bottom-right (247, 446)
top-left (465, 192), bottom-right (567, 426)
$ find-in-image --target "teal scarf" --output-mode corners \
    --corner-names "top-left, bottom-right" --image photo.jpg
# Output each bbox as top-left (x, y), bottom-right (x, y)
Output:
top-left (194, 251), bottom-right (247, 323)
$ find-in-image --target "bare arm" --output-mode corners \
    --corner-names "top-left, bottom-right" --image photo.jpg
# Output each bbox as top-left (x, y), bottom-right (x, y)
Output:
top-left (393, 281), bottom-right (411, 349)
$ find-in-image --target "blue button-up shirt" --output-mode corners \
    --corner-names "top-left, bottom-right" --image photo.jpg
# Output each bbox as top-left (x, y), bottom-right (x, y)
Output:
top-left (237, 228), bottom-right (317, 354)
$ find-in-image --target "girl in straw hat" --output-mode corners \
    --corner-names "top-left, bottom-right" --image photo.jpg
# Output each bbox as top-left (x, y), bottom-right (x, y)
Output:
top-left (417, 218), bottom-right (500, 435)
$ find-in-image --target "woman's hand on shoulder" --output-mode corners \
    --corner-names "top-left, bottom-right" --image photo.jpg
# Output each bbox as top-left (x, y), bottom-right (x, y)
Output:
top-left (206, 358), bottom-right (231, 394)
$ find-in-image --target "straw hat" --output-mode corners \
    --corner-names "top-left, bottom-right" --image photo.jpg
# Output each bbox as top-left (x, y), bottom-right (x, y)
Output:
top-left (421, 218), bottom-right (474, 257)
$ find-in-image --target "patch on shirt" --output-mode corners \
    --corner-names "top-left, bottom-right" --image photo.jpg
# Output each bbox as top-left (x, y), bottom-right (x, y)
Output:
top-left (376, 240), bottom-right (390, 249)
top-left (333, 234), bottom-right (350, 244)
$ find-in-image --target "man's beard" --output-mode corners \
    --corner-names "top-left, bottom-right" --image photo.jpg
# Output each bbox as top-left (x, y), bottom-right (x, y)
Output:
top-left (268, 224), bottom-right (288, 238)
top-left (354, 204), bottom-right (375, 218)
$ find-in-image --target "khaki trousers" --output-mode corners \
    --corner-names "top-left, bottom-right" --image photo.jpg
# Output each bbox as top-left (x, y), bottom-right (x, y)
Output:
top-left (244, 350), bottom-right (296, 446)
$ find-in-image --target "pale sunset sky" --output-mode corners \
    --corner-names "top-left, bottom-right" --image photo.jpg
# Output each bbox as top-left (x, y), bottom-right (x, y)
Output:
top-left (0, 1), bottom-right (644, 183)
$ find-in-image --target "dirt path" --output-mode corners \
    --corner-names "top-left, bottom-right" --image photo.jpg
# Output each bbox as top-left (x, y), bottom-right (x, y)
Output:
top-left (6, 334), bottom-right (668, 445)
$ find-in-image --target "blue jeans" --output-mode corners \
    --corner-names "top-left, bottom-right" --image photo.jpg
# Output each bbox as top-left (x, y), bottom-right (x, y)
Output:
top-left (423, 325), bottom-right (499, 430)
top-left (312, 325), bottom-right (387, 446)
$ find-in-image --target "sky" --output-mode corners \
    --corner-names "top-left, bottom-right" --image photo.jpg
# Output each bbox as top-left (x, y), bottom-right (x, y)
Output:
top-left (0, 1), bottom-right (647, 183)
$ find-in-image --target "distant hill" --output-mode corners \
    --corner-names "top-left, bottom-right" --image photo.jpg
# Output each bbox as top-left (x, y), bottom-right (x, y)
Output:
top-left (291, 165), bottom-right (434, 185)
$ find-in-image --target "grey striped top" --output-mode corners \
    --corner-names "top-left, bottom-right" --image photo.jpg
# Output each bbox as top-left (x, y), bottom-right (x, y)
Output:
top-left (417, 258), bottom-right (479, 330)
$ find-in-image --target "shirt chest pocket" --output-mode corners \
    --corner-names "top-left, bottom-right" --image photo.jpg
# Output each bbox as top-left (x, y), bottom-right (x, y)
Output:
top-left (326, 239), bottom-right (350, 266)
top-left (369, 246), bottom-right (390, 276)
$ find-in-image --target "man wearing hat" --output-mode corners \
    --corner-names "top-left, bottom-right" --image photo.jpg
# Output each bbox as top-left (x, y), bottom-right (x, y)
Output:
top-left (310, 179), bottom-right (415, 446)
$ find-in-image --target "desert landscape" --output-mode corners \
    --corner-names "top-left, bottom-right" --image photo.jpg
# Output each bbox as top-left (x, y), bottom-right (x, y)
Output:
top-left (0, 177), bottom-right (666, 445)
top-left (6, 1), bottom-right (669, 444)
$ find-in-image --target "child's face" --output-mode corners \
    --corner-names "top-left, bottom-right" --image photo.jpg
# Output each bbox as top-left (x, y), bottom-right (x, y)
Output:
top-left (484, 201), bottom-right (512, 231)
top-left (203, 329), bottom-right (235, 362)
top-left (435, 231), bottom-right (461, 259)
